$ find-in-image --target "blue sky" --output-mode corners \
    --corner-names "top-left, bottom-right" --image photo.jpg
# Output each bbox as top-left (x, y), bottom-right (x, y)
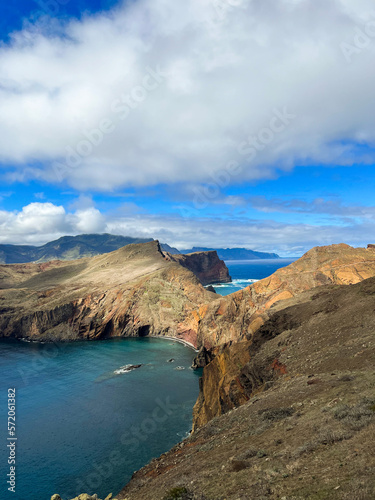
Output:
top-left (0, 0), bottom-right (119, 40)
top-left (0, 0), bottom-right (374, 255)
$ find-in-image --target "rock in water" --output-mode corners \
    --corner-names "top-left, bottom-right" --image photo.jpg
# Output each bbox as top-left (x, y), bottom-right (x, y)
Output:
top-left (114, 364), bottom-right (142, 374)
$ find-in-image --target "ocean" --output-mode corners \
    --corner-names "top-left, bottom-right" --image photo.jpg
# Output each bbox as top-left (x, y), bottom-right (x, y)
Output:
top-left (0, 337), bottom-right (200, 500)
top-left (213, 258), bottom-right (297, 295)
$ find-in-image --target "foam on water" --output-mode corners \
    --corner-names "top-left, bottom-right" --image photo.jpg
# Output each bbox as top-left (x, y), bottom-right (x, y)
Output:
top-left (213, 258), bottom-right (297, 296)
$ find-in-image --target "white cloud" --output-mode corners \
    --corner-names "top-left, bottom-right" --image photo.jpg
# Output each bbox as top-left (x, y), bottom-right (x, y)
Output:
top-left (0, 0), bottom-right (374, 190)
top-left (0, 201), bottom-right (373, 255)
top-left (0, 202), bottom-right (104, 244)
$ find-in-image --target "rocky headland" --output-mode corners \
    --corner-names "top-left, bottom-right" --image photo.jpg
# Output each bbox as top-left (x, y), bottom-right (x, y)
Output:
top-left (0, 241), bottom-right (222, 341)
top-left (168, 251), bottom-right (231, 286)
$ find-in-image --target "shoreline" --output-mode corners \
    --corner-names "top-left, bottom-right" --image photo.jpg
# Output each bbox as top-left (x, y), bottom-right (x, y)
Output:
top-left (11, 333), bottom-right (199, 352)
top-left (148, 335), bottom-right (199, 352)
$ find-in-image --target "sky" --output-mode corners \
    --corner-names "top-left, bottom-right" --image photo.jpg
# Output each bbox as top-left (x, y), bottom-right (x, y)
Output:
top-left (0, 0), bottom-right (375, 256)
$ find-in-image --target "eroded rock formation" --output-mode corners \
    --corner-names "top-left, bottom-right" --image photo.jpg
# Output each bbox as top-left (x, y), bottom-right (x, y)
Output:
top-left (189, 243), bottom-right (375, 427)
top-left (187, 243), bottom-right (375, 351)
top-left (0, 241), bottom-right (217, 341)
top-left (168, 250), bottom-right (231, 285)
top-left (118, 276), bottom-right (375, 499)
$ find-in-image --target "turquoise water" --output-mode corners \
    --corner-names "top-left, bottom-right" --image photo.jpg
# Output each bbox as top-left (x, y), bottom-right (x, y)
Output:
top-left (213, 258), bottom-right (297, 295)
top-left (0, 338), bottom-right (201, 500)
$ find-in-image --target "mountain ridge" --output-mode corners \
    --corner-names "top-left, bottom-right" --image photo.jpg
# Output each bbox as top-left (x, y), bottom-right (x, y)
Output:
top-left (0, 234), bottom-right (279, 264)
top-left (0, 234), bottom-right (182, 264)
top-left (0, 241), bottom-right (224, 341)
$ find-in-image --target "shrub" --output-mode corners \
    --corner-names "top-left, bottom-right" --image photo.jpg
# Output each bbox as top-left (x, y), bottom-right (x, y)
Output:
top-left (163, 487), bottom-right (189, 500)
top-left (231, 460), bottom-right (250, 472)
top-left (334, 401), bottom-right (374, 430)
top-left (258, 407), bottom-right (295, 421)
top-left (236, 447), bottom-right (258, 460)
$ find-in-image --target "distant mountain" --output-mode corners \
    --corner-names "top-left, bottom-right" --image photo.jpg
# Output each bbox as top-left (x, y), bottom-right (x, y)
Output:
top-left (179, 247), bottom-right (280, 260)
top-left (0, 234), bottom-right (155, 264)
top-left (159, 243), bottom-right (181, 254)
top-left (0, 235), bottom-right (278, 264)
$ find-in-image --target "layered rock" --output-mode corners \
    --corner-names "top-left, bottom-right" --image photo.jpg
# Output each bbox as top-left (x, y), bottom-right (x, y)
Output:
top-left (0, 241), bottom-right (216, 342)
top-left (118, 275), bottom-right (375, 499)
top-left (187, 243), bottom-right (375, 351)
top-left (190, 244), bottom-right (375, 427)
top-left (168, 251), bottom-right (231, 286)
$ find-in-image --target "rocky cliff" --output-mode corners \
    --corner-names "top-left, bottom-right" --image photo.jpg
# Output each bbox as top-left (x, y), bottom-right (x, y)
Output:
top-left (169, 251), bottom-right (231, 286)
top-left (115, 276), bottom-right (375, 500)
top-left (188, 244), bottom-right (375, 428)
top-left (186, 243), bottom-right (375, 352)
top-left (0, 241), bottom-right (217, 341)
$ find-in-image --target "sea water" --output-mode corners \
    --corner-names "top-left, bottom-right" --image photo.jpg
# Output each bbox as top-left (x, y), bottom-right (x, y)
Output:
top-left (213, 258), bottom-right (297, 295)
top-left (0, 337), bottom-right (200, 499)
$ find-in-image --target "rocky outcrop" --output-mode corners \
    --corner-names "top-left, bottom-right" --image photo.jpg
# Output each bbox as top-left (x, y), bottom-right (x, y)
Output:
top-left (194, 278), bottom-right (375, 429)
top-left (118, 276), bottom-right (375, 500)
top-left (0, 241), bottom-right (217, 342)
top-left (168, 251), bottom-right (231, 286)
top-left (186, 243), bottom-right (375, 351)
top-left (189, 244), bottom-right (375, 427)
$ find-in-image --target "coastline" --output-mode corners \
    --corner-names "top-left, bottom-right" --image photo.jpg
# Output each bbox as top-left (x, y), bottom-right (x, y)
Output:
top-left (13, 334), bottom-right (199, 351)
top-left (148, 334), bottom-right (199, 352)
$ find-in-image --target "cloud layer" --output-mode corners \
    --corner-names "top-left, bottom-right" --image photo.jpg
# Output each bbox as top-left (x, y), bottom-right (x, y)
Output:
top-left (0, 201), bottom-right (373, 256)
top-left (0, 0), bottom-right (375, 190)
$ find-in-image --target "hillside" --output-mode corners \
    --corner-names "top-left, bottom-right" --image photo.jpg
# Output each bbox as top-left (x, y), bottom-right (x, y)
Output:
top-left (184, 243), bottom-right (375, 354)
top-left (0, 234), bottom-right (180, 264)
top-left (0, 241), bottom-right (218, 341)
top-left (116, 276), bottom-right (375, 500)
top-left (180, 247), bottom-right (280, 260)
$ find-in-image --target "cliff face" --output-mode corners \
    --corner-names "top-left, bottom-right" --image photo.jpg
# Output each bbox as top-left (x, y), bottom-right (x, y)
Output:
top-left (168, 251), bottom-right (231, 286)
top-left (191, 244), bottom-right (375, 427)
top-left (186, 244), bottom-right (375, 351)
top-left (117, 276), bottom-right (375, 500)
top-left (0, 241), bottom-right (216, 342)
